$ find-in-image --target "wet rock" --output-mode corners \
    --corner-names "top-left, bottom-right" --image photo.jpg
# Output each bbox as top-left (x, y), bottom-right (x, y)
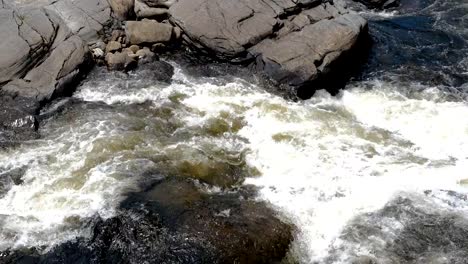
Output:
top-left (134, 0), bottom-right (169, 19)
top-left (108, 0), bottom-right (135, 20)
top-left (170, 0), bottom-right (369, 97)
top-left (0, 167), bottom-right (26, 198)
top-left (105, 51), bottom-right (137, 71)
top-left (327, 192), bottom-right (468, 263)
top-left (136, 60), bottom-right (174, 82)
top-left (105, 40), bottom-right (122, 53)
top-left (0, 95), bottom-right (40, 143)
top-left (1, 178), bottom-right (292, 264)
top-left (125, 20), bottom-right (173, 45)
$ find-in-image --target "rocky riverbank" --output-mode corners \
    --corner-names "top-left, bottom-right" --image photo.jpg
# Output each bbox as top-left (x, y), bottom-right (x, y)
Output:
top-left (0, 0), bottom-right (396, 262)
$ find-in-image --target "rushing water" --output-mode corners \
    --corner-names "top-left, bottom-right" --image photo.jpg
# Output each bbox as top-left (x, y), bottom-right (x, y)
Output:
top-left (1, 0), bottom-right (468, 262)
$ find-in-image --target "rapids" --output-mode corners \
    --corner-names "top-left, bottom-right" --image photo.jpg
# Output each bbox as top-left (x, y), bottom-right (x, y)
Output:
top-left (1, 0), bottom-right (468, 263)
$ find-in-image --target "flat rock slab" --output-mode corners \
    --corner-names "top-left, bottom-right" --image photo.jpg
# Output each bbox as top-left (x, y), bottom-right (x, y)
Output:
top-left (170, 0), bottom-right (368, 95)
top-left (125, 20), bottom-right (173, 45)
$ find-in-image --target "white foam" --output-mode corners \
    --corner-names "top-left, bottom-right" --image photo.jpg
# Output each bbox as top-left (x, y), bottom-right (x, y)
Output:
top-left (2, 64), bottom-right (468, 262)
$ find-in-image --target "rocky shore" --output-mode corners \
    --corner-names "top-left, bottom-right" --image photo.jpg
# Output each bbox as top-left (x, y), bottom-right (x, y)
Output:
top-left (0, 0), bottom-right (400, 262)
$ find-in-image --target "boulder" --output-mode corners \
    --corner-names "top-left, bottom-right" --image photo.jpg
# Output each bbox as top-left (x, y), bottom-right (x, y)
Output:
top-left (1, 178), bottom-right (292, 264)
top-left (108, 0), bottom-right (135, 20)
top-left (125, 20), bottom-right (173, 45)
top-left (44, 0), bottom-right (112, 42)
top-left (170, 0), bottom-right (369, 97)
top-left (134, 0), bottom-right (168, 19)
top-left (0, 7), bottom-right (89, 102)
top-left (139, 0), bottom-right (175, 8)
top-left (105, 40), bottom-right (122, 53)
top-left (105, 51), bottom-right (137, 71)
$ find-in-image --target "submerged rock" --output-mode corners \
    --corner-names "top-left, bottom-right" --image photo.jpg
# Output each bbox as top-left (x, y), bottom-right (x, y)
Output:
top-left (327, 192), bottom-right (468, 263)
top-left (170, 0), bottom-right (369, 97)
top-left (1, 178), bottom-right (293, 264)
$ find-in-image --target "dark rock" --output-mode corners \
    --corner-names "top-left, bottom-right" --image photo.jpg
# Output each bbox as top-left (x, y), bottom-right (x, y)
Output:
top-left (136, 60), bottom-right (174, 82)
top-left (327, 193), bottom-right (468, 263)
top-left (353, 0), bottom-right (399, 9)
top-left (108, 0), bottom-right (135, 20)
top-left (170, 0), bottom-right (368, 97)
top-left (1, 178), bottom-right (292, 264)
top-left (0, 166), bottom-right (26, 198)
top-left (125, 20), bottom-right (173, 45)
top-left (0, 95), bottom-right (40, 143)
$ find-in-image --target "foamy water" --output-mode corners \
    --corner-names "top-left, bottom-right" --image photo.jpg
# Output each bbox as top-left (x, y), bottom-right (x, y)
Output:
top-left (1, 63), bottom-right (468, 262)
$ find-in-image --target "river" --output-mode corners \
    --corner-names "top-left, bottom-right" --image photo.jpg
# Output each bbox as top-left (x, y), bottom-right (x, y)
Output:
top-left (1, 0), bottom-right (467, 263)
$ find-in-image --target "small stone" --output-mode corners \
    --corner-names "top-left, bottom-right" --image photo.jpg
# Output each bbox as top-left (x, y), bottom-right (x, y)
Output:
top-left (110, 30), bottom-right (124, 42)
top-left (129, 45), bottom-right (140, 53)
top-left (136, 47), bottom-right (156, 63)
top-left (92, 48), bottom-right (105, 58)
top-left (105, 52), bottom-right (137, 71)
top-left (106, 41), bottom-right (122, 53)
top-left (151, 43), bottom-right (166, 52)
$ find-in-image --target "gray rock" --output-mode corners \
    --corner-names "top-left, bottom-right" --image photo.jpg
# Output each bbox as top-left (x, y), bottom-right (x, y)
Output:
top-left (3, 35), bottom-right (87, 101)
top-left (170, 0), bottom-right (368, 96)
top-left (125, 20), bottom-right (173, 45)
top-left (105, 51), bottom-right (137, 71)
top-left (45, 0), bottom-right (112, 42)
top-left (139, 0), bottom-right (175, 8)
top-left (134, 0), bottom-right (168, 18)
top-left (135, 47), bottom-right (155, 63)
top-left (250, 13), bottom-right (367, 87)
top-left (106, 40), bottom-right (122, 53)
top-left (108, 0), bottom-right (134, 20)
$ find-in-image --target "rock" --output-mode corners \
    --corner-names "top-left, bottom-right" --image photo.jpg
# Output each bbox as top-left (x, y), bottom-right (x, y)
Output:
top-left (353, 0), bottom-right (399, 9)
top-left (0, 95), bottom-right (40, 143)
top-left (250, 13), bottom-right (367, 87)
top-left (45, 0), bottom-right (112, 42)
top-left (134, 0), bottom-right (169, 19)
top-left (139, 0), bottom-right (176, 8)
top-left (136, 60), bottom-right (174, 82)
top-left (92, 48), bottom-right (105, 59)
top-left (151, 43), bottom-right (166, 52)
top-left (105, 40), bottom-right (122, 53)
top-left (1, 178), bottom-right (292, 264)
top-left (128, 44), bottom-right (140, 53)
top-left (125, 20), bottom-right (173, 45)
top-left (0, 166), bottom-right (26, 198)
top-left (105, 51), bottom-right (137, 71)
top-left (135, 47), bottom-right (156, 63)
top-left (170, 0), bottom-right (369, 97)
top-left (108, 0), bottom-right (135, 20)
top-left (110, 29), bottom-right (124, 42)
top-left (172, 26), bottom-right (182, 40)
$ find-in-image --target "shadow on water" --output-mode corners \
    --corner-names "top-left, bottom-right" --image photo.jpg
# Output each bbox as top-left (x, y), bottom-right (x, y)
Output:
top-left (357, 0), bottom-right (468, 94)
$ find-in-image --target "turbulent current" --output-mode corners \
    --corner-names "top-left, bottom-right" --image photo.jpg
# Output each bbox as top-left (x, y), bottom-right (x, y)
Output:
top-left (1, 0), bottom-right (468, 263)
